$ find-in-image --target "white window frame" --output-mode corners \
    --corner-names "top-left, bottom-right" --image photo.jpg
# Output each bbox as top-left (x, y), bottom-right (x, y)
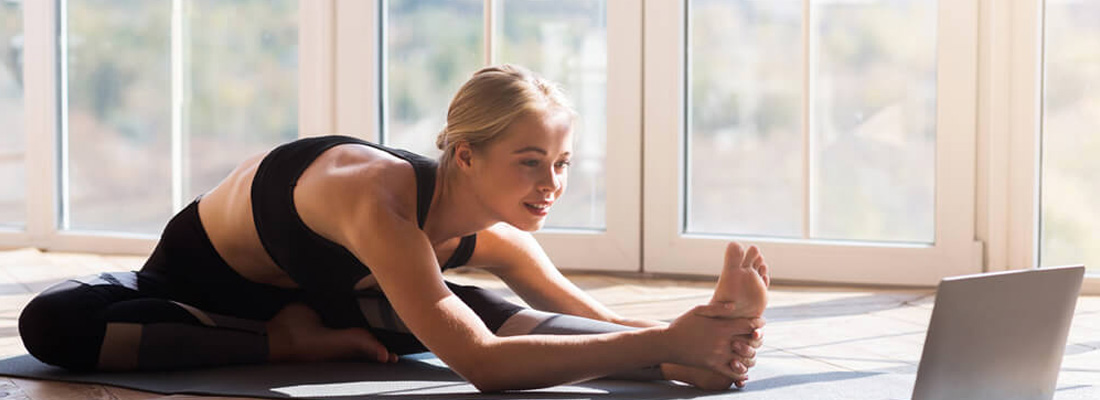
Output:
top-left (642, 0), bottom-right (983, 286)
top-left (337, 0), bottom-right (644, 272)
top-left (0, 0), bottom-right (331, 255)
top-left (983, 0), bottom-right (1099, 294)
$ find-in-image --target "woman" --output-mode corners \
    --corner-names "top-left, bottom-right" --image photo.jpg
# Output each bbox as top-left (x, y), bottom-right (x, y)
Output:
top-left (18, 65), bottom-right (770, 392)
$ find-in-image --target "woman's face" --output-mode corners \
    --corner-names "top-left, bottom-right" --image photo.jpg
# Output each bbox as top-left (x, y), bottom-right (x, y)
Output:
top-left (465, 108), bottom-right (573, 231)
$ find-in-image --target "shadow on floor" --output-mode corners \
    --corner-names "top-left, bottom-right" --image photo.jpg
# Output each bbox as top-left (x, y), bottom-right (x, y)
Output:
top-left (763, 293), bottom-right (932, 322)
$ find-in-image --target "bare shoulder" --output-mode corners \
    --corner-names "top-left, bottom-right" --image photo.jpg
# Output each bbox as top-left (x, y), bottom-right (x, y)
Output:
top-left (293, 143), bottom-right (420, 249)
top-left (467, 223), bottom-right (545, 271)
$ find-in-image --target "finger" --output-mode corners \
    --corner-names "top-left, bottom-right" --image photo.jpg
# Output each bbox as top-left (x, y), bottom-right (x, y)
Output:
top-left (737, 330), bottom-right (764, 347)
top-left (732, 333), bottom-right (763, 350)
top-left (728, 360), bottom-right (749, 376)
top-left (731, 341), bottom-right (757, 359)
top-left (742, 356), bottom-right (756, 368)
top-left (734, 376), bottom-right (749, 388)
top-left (740, 245), bottom-right (760, 270)
top-left (713, 361), bottom-right (745, 381)
top-left (390, 353), bottom-right (399, 363)
top-left (752, 329), bottom-right (764, 343)
top-left (731, 317), bottom-right (766, 334)
top-left (727, 360), bottom-right (750, 385)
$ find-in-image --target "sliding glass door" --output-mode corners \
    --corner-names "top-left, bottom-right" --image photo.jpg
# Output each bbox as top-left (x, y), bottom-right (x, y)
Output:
top-left (1041, 0), bottom-right (1100, 275)
top-left (644, 0), bottom-right (980, 285)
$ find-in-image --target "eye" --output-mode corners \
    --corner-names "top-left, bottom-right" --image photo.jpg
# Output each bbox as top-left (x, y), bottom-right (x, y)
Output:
top-left (521, 159), bottom-right (540, 167)
top-left (555, 160), bottom-right (571, 169)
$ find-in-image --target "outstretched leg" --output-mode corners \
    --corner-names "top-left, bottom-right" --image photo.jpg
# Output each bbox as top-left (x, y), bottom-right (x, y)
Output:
top-left (354, 279), bottom-right (749, 388)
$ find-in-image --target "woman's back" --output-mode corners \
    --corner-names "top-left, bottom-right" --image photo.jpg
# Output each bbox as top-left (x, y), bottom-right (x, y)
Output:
top-left (196, 139), bottom-right (430, 290)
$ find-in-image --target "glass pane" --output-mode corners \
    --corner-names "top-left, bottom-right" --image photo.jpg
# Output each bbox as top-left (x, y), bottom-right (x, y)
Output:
top-left (687, 0), bottom-right (802, 237)
top-left (186, 1), bottom-right (298, 199)
top-left (1042, 0), bottom-right (1100, 273)
top-left (498, 0), bottom-right (606, 230)
top-left (810, 0), bottom-right (936, 243)
top-left (0, 1), bottom-right (25, 228)
top-left (66, 0), bottom-right (172, 234)
top-left (385, 0), bottom-right (483, 156)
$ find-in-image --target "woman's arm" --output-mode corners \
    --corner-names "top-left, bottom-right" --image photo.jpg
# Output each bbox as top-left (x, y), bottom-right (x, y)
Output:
top-left (467, 223), bottom-right (763, 352)
top-left (470, 224), bottom-right (744, 329)
top-left (467, 223), bottom-right (632, 323)
top-left (346, 206), bottom-right (758, 392)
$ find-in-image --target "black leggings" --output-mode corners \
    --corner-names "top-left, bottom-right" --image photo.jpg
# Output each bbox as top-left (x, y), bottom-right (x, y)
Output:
top-left (17, 201), bottom-right (524, 371)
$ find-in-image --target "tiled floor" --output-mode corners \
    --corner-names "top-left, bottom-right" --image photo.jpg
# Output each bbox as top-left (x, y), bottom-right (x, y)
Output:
top-left (0, 247), bottom-right (1096, 399)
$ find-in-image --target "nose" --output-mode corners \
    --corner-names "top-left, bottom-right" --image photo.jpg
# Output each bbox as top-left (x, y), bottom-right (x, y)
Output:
top-left (538, 167), bottom-right (563, 194)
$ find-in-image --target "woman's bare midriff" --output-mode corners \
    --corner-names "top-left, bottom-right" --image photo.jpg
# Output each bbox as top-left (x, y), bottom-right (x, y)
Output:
top-left (195, 143), bottom-right (461, 291)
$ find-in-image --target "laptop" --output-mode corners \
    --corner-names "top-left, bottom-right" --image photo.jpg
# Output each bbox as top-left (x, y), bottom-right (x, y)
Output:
top-left (911, 265), bottom-right (1085, 400)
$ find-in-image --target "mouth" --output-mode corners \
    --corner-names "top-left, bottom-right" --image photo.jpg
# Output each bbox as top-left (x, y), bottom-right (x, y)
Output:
top-left (524, 201), bottom-right (552, 216)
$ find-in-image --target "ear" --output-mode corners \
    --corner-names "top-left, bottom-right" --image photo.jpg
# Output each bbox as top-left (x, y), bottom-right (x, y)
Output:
top-left (454, 141), bottom-right (475, 171)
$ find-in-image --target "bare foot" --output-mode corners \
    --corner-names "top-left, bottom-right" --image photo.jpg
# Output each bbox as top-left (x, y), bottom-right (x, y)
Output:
top-left (658, 243), bottom-right (769, 390)
top-left (661, 363), bottom-right (745, 391)
top-left (267, 303), bottom-right (398, 364)
top-left (711, 242), bottom-right (770, 318)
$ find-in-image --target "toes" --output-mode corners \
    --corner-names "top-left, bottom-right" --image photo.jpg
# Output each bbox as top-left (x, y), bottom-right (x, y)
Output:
top-left (724, 242), bottom-right (745, 268)
top-left (740, 246), bottom-right (760, 270)
top-left (758, 263), bottom-right (771, 287)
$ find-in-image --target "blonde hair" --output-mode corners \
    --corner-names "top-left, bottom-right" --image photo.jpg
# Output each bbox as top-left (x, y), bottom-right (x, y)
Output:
top-left (435, 64), bottom-right (574, 176)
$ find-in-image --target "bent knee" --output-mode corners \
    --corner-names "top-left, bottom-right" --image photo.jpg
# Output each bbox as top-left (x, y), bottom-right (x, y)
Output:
top-left (19, 280), bottom-right (106, 371)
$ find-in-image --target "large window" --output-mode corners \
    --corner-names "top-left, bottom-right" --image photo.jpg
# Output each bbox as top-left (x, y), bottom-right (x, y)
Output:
top-left (646, 0), bottom-right (977, 285)
top-left (688, 0), bottom-right (802, 238)
top-left (62, 0), bottom-right (298, 235)
top-left (0, 0), bottom-right (24, 229)
top-left (687, 0), bottom-right (936, 243)
top-left (1042, 0), bottom-right (1100, 274)
top-left (383, 0), bottom-right (482, 156)
top-left (383, 0), bottom-right (609, 230)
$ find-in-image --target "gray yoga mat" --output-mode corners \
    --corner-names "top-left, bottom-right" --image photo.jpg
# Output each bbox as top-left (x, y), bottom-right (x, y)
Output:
top-left (0, 352), bottom-right (1095, 400)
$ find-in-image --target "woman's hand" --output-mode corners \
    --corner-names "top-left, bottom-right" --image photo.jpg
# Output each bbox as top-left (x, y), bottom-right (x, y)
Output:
top-left (663, 303), bottom-right (765, 380)
top-left (696, 301), bottom-right (765, 385)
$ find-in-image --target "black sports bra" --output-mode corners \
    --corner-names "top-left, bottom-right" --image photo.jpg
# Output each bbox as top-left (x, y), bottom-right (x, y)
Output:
top-left (250, 135), bottom-right (477, 293)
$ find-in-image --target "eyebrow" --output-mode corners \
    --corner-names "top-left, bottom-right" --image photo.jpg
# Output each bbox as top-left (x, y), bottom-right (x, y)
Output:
top-left (512, 147), bottom-right (572, 157)
top-left (512, 146), bottom-right (548, 155)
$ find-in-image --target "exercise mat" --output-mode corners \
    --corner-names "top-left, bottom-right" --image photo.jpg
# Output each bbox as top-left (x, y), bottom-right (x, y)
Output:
top-left (0, 352), bottom-right (1095, 399)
